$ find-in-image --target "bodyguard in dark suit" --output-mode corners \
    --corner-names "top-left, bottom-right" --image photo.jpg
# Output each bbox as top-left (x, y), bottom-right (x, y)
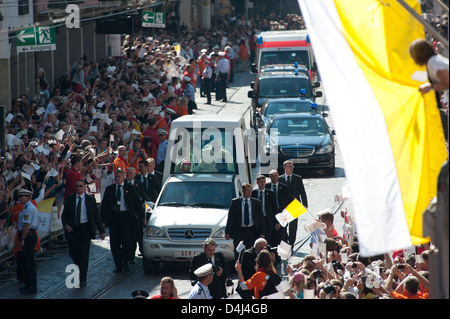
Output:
top-left (137, 160), bottom-right (160, 203)
top-left (125, 167), bottom-right (147, 258)
top-left (280, 160), bottom-right (308, 246)
top-left (101, 169), bottom-right (145, 273)
top-left (267, 169), bottom-right (292, 246)
top-left (225, 183), bottom-right (265, 256)
top-left (252, 175), bottom-right (278, 245)
top-left (62, 179), bottom-right (105, 286)
top-left (189, 238), bottom-right (230, 299)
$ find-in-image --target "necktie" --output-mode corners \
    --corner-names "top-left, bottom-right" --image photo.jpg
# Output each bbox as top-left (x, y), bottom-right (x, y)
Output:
top-left (75, 196), bottom-right (82, 226)
top-left (260, 191), bottom-right (266, 216)
top-left (273, 185), bottom-right (279, 210)
top-left (244, 199), bottom-right (249, 226)
top-left (114, 185), bottom-right (121, 211)
top-left (143, 176), bottom-right (147, 193)
top-left (287, 175), bottom-right (291, 185)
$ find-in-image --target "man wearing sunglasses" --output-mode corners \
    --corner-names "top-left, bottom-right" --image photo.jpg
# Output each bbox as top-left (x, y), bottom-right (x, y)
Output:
top-left (62, 179), bottom-right (105, 287)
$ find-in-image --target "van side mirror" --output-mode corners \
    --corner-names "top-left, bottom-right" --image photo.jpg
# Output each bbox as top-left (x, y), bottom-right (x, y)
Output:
top-left (311, 62), bottom-right (318, 72)
top-left (250, 81), bottom-right (255, 89)
top-left (313, 81), bottom-right (320, 88)
top-left (248, 91), bottom-right (255, 98)
top-left (251, 63), bottom-right (257, 73)
top-left (315, 91), bottom-right (323, 98)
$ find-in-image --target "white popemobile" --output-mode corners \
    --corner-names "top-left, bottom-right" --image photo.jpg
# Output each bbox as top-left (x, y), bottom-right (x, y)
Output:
top-left (142, 114), bottom-right (254, 273)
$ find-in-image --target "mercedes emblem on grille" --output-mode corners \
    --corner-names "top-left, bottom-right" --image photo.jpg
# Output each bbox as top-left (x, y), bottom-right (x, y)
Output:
top-left (184, 229), bottom-right (195, 239)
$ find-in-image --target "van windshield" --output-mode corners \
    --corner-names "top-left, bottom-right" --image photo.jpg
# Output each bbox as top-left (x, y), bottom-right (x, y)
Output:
top-left (259, 77), bottom-right (312, 99)
top-left (261, 51), bottom-right (310, 69)
top-left (158, 181), bottom-right (235, 208)
top-left (169, 128), bottom-right (237, 174)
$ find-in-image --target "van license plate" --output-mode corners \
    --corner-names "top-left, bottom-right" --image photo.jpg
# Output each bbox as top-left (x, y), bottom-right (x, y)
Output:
top-left (175, 250), bottom-right (199, 257)
top-left (292, 158), bottom-right (308, 164)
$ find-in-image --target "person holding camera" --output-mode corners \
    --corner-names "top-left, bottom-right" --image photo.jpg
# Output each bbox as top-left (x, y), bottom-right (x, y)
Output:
top-left (128, 139), bottom-right (148, 174)
top-left (189, 238), bottom-right (230, 299)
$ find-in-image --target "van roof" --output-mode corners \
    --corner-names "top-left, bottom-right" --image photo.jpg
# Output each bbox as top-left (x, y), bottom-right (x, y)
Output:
top-left (170, 114), bottom-right (245, 128)
top-left (168, 174), bottom-right (235, 183)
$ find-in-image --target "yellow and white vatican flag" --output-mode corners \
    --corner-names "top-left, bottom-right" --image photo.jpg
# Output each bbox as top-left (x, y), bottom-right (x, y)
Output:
top-left (276, 199), bottom-right (308, 227)
top-left (298, 0), bottom-right (447, 256)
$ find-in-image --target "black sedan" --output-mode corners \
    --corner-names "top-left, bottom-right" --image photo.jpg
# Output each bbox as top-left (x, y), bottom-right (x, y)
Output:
top-left (262, 113), bottom-right (336, 176)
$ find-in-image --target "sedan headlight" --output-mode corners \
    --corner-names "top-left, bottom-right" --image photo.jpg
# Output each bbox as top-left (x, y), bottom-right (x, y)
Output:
top-left (212, 227), bottom-right (226, 238)
top-left (146, 226), bottom-right (166, 238)
top-left (316, 144), bottom-right (333, 154)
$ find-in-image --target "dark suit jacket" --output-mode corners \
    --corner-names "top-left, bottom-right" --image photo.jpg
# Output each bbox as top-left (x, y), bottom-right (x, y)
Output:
top-left (266, 181), bottom-right (292, 212)
top-left (62, 193), bottom-right (105, 239)
top-left (136, 172), bottom-right (161, 202)
top-left (225, 197), bottom-right (265, 239)
top-left (251, 188), bottom-right (278, 227)
top-left (189, 251), bottom-right (230, 298)
top-left (100, 182), bottom-right (145, 226)
top-left (127, 179), bottom-right (148, 202)
top-left (239, 247), bottom-right (258, 280)
top-left (279, 173), bottom-right (308, 207)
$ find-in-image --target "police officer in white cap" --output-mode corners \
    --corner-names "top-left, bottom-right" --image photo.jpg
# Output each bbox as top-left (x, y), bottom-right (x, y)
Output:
top-left (188, 263), bottom-right (214, 299)
top-left (17, 189), bottom-right (39, 294)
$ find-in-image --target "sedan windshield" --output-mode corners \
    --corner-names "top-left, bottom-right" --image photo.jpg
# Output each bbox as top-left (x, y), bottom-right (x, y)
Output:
top-left (264, 101), bottom-right (312, 119)
top-left (158, 182), bottom-right (235, 208)
top-left (269, 118), bottom-right (327, 136)
top-left (259, 78), bottom-right (312, 98)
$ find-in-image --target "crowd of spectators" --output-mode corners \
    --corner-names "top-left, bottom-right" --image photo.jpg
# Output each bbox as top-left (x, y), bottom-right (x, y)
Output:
top-left (0, 12), bottom-right (308, 234)
top-left (1, 7), bottom-right (445, 300)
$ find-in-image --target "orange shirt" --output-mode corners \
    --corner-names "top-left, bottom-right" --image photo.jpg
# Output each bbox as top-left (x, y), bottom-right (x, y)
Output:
top-left (391, 291), bottom-right (427, 299)
top-left (113, 156), bottom-right (129, 173)
top-left (244, 270), bottom-right (273, 299)
top-left (177, 105), bottom-right (188, 116)
top-left (198, 59), bottom-right (205, 76)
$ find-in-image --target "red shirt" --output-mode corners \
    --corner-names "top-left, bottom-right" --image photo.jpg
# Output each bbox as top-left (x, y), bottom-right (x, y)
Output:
top-left (149, 294), bottom-right (177, 299)
top-left (64, 167), bottom-right (81, 201)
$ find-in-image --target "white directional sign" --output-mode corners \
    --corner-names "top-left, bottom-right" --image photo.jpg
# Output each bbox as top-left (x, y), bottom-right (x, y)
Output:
top-left (142, 11), bottom-right (166, 28)
top-left (16, 27), bottom-right (56, 53)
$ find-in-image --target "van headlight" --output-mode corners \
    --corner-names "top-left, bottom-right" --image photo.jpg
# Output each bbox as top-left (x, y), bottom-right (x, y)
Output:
top-left (146, 226), bottom-right (166, 238)
top-left (212, 227), bottom-right (226, 238)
